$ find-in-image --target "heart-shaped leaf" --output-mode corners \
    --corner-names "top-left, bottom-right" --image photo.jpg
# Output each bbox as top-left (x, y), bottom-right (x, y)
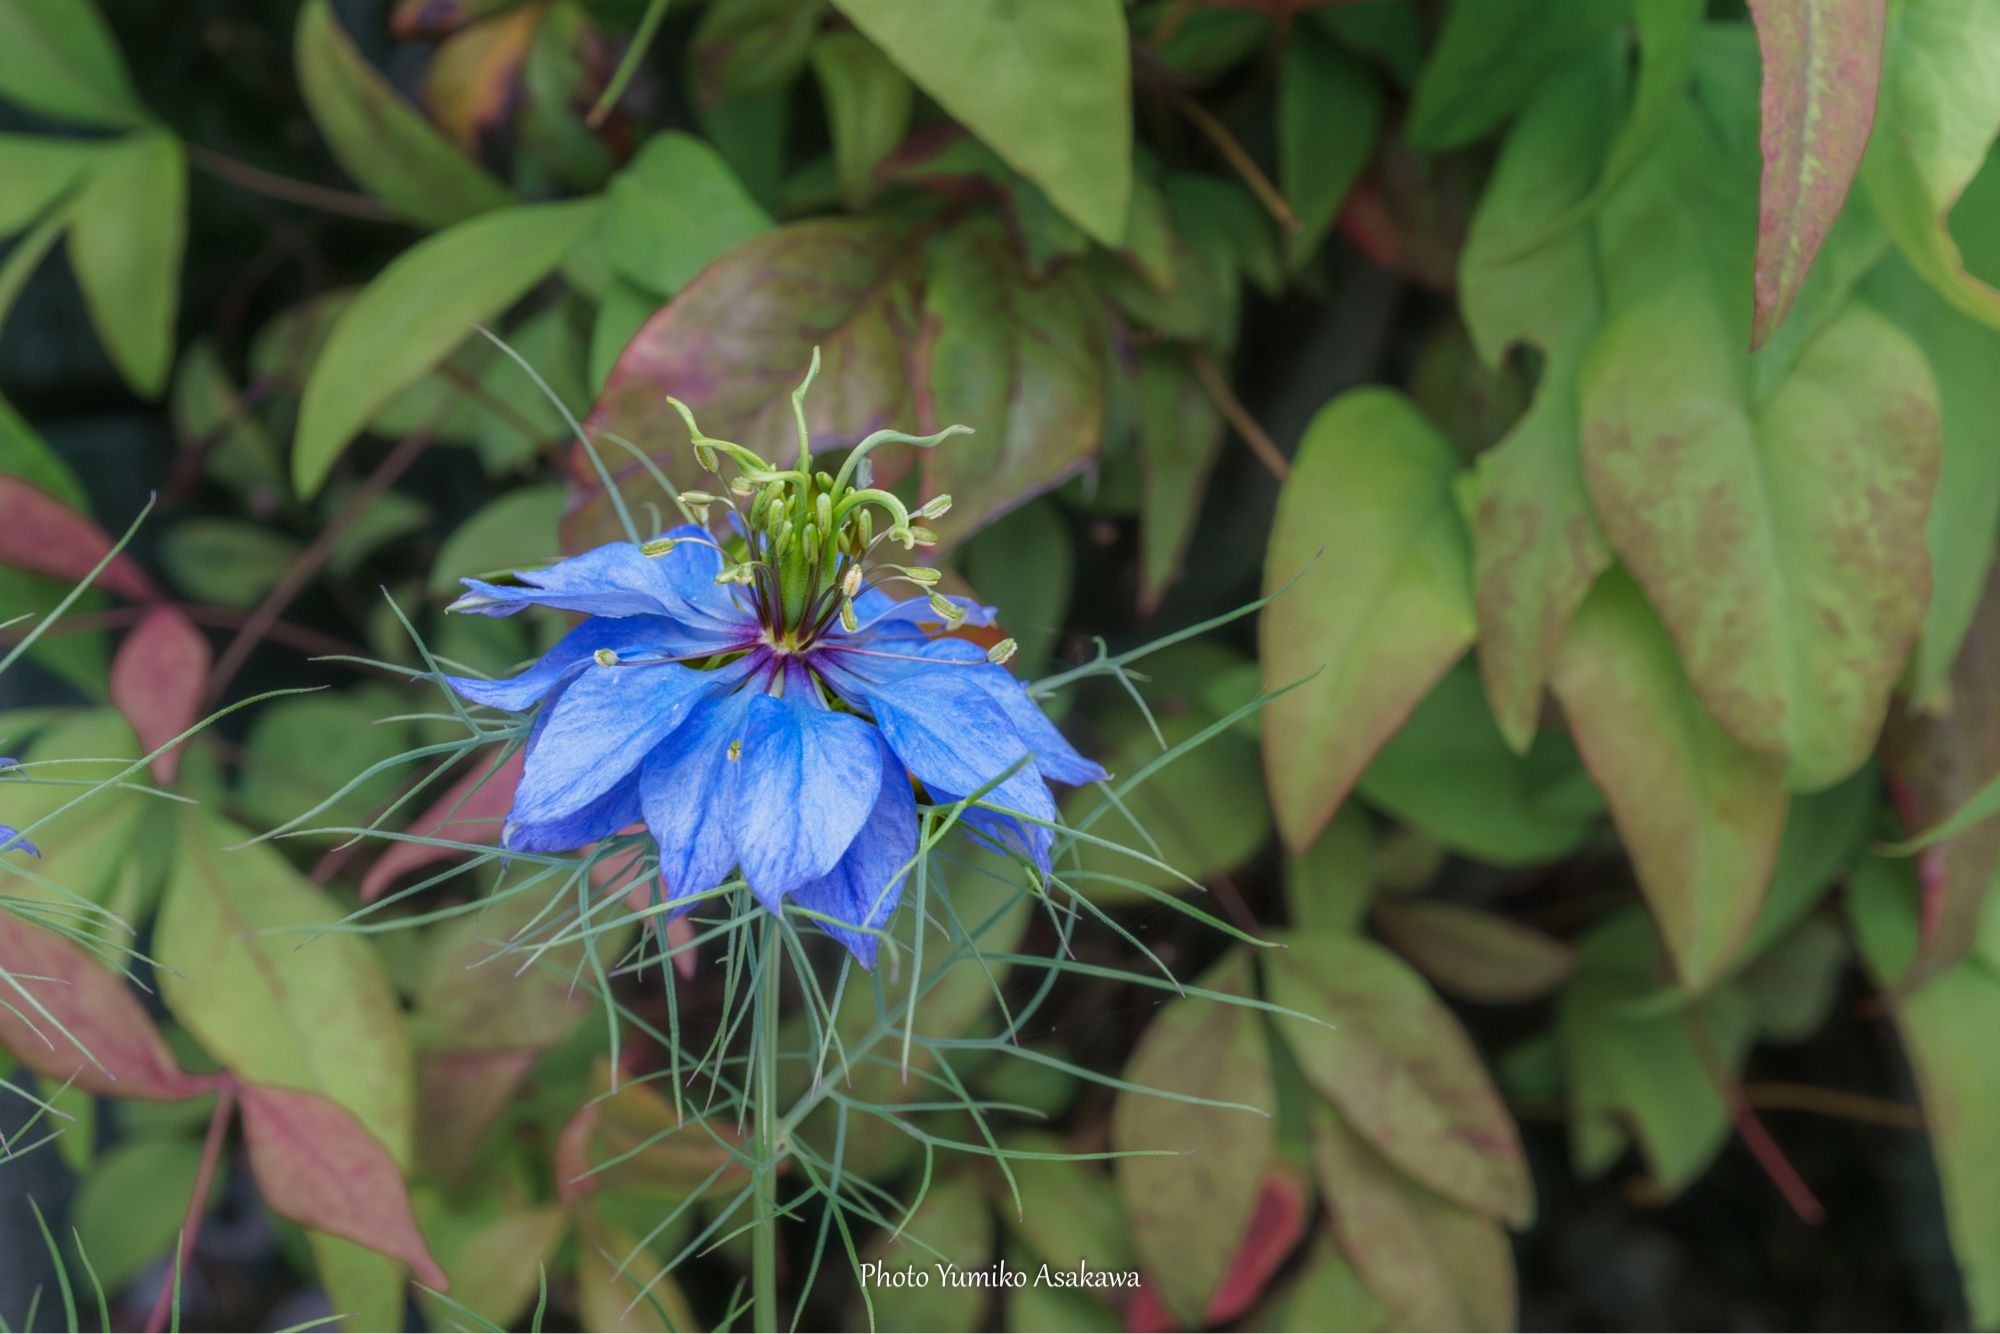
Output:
top-left (1550, 571), bottom-right (1788, 988)
top-left (1259, 389), bottom-right (1474, 851)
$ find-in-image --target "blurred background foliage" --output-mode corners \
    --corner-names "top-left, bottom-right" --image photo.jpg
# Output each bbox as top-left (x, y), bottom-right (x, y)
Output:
top-left (2, 0), bottom-right (1999, 1329)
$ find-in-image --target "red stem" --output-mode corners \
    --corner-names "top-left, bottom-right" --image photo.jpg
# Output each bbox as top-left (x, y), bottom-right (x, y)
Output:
top-left (1690, 1020), bottom-right (1825, 1224)
top-left (144, 1079), bottom-right (237, 1334)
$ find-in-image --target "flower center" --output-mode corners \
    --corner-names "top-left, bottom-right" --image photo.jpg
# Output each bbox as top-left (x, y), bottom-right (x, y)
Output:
top-left (651, 348), bottom-right (972, 647)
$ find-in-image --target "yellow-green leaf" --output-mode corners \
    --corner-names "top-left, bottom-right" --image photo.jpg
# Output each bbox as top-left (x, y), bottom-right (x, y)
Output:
top-left (294, 0), bottom-right (511, 228)
top-left (66, 129), bottom-right (185, 398)
top-left (1259, 389), bottom-right (1474, 851)
top-left (829, 0), bottom-right (1132, 244)
top-left (1549, 571), bottom-right (1788, 989)
top-left (292, 197), bottom-right (605, 496)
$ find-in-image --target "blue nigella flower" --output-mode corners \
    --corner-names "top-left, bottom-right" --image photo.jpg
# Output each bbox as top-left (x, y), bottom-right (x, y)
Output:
top-left (441, 361), bottom-right (1103, 966)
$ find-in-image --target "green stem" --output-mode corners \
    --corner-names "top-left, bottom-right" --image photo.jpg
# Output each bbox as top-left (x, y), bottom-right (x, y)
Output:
top-left (752, 914), bottom-right (784, 1332)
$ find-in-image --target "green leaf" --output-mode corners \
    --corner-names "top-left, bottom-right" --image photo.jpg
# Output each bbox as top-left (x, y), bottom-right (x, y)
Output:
top-left (0, 134), bottom-right (93, 237)
top-left (173, 339), bottom-right (285, 505)
top-left (236, 690), bottom-right (414, 839)
top-left (811, 29), bottom-right (914, 210)
top-left (72, 1138), bottom-right (216, 1293)
top-left (993, 1130), bottom-right (1135, 1276)
top-left (1283, 806), bottom-right (1374, 935)
top-left (1310, 1105), bottom-right (1516, 1331)
top-left (1259, 389), bottom-right (1474, 851)
top-left (311, 1234), bottom-right (408, 1334)
top-left (1850, 854), bottom-right (2000, 1325)
top-left (1581, 253), bottom-right (1941, 790)
top-left (1112, 951), bottom-right (1275, 1325)
top-left (918, 218), bottom-right (1109, 546)
top-left (1864, 251), bottom-right (2000, 712)
top-left (160, 518), bottom-right (302, 608)
top-left (1454, 57), bottom-right (1617, 752)
top-left (691, 0), bottom-right (827, 100)
top-left (0, 710), bottom-right (147, 912)
top-left (1549, 570), bottom-right (1788, 989)
top-left (0, 398), bottom-right (105, 692)
top-left (1132, 348), bottom-right (1224, 612)
top-left (1265, 930), bottom-right (1533, 1226)
top-left (292, 197), bottom-right (605, 496)
top-left (1557, 910), bottom-right (1752, 1193)
top-left (1277, 24), bottom-right (1381, 266)
top-left (1357, 661), bottom-right (1601, 867)
top-left (575, 1203), bottom-right (700, 1333)
top-left (859, 1174), bottom-right (994, 1331)
top-left (1748, 0), bottom-right (1887, 343)
top-left (1373, 902), bottom-right (1576, 1006)
top-left (1250, 1232), bottom-right (1392, 1333)
top-left (1405, 0), bottom-right (1627, 152)
top-left (414, 1193), bottom-right (567, 1332)
top-left (67, 129), bottom-right (186, 398)
top-left (830, 0), bottom-right (1132, 244)
top-left (294, 0), bottom-right (511, 227)
top-left (0, 0), bottom-right (146, 127)
top-left (430, 484), bottom-right (566, 594)
top-left (600, 132), bottom-right (772, 296)
top-left (410, 890), bottom-right (599, 1054)
top-left (1060, 696), bottom-right (1269, 901)
top-left (157, 807), bottom-right (416, 1162)
top-left (958, 498), bottom-right (1072, 678)
top-left (1859, 0), bottom-right (2000, 327)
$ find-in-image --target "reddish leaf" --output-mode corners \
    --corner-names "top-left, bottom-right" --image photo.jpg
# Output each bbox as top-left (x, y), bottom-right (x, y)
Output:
top-left (238, 1081), bottom-right (449, 1289)
top-left (416, 1047), bottom-right (538, 1188)
top-left (1204, 1170), bottom-right (1311, 1324)
top-left (0, 916), bottom-right (211, 1100)
top-left (360, 750), bottom-right (524, 902)
top-left (1884, 566), bottom-right (2000, 986)
top-left (109, 605), bottom-right (209, 785)
top-left (1748, 0), bottom-right (1886, 345)
top-left (574, 217), bottom-right (925, 550)
top-left (1125, 1282), bottom-right (1179, 1334)
top-left (0, 478), bottom-right (156, 601)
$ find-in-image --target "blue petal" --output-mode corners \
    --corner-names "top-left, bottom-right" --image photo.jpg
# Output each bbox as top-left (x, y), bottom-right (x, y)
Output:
top-left (733, 674), bottom-right (885, 910)
top-left (452, 533), bottom-right (752, 631)
top-left (956, 789), bottom-right (1056, 877)
top-left (445, 615), bottom-right (732, 713)
top-left (512, 656), bottom-right (754, 825)
top-left (0, 826), bottom-right (39, 858)
top-left (504, 773), bottom-right (642, 853)
top-left (823, 663), bottom-right (1055, 839)
top-left (816, 639), bottom-right (1104, 786)
top-left (641, 689), bottom-right (756, 908)
top-left (790, 739), bottom-right (917, 967)
top-left (845, 588), bottom-right (996, 639)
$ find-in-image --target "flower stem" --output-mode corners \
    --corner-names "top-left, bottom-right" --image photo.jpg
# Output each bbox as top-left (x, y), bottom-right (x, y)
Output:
top-left (751, 915), bottom-right (784, 1332)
